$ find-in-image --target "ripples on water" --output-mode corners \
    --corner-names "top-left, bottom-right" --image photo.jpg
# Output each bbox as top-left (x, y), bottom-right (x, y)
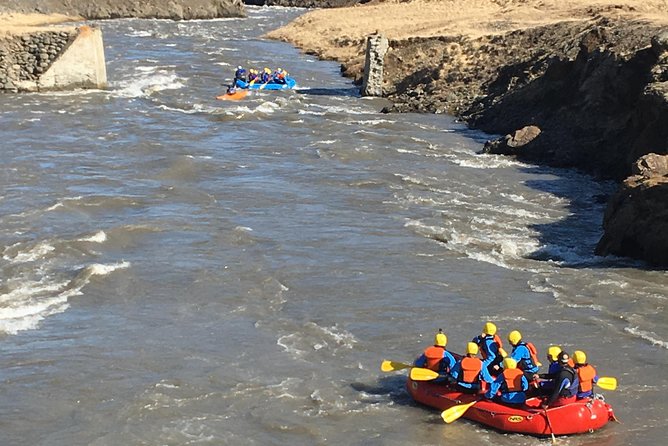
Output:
top-left (0, 7), bottom-right (666, 446)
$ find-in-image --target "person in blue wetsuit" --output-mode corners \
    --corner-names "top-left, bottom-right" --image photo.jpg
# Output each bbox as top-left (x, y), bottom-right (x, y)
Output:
top-left (234, 65), bottom-right (247, 83)
top-left (540, 351), bottom-right (579, 408)
top-left (486, 357), bottom-right (529, 405)
top-left (472, 322), bottom-right (506, 377)
top-left (260, 67), bottom-right (272, 84)
top-left (414, 328), bottom-right (456, 381)
top-left (508, 330), bottom-right (541, 378)
top-left (246, 68), bottom-right (258, 84)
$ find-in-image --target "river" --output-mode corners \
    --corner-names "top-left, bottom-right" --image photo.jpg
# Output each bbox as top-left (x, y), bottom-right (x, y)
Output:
top-left (0, 6), bottom-right (666, 446)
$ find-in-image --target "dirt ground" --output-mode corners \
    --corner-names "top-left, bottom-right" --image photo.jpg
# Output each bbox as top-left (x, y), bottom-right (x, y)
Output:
top-left (266, 0), bottom-right (668, 79)
top-left (0, 13), bottom-right (79, 35)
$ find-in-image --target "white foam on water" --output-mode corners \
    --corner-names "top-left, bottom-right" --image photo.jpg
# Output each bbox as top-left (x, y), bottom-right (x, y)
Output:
top-left (114, 71), bottom-right (184, 98)
top-left (78, 231), bottom-right (107, 243)
top-left (255, 101), bottom-right (280, 114)
top-left (450, 155), bottom-right (529, 169)
top-left (0, 261), bottom-right (130, 335)
top-left (624, 326), bottom-right (668, 349)
top-left (3, 241), bottom-right (55, 263)
top-left (126, 30), bottom-right (153, 37)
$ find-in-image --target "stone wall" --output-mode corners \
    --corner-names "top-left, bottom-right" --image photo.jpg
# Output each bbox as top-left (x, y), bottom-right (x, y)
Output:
top-left (0, 30), bottom-right (75, 91)
top-left (1, 26), bottom-right (106, 92)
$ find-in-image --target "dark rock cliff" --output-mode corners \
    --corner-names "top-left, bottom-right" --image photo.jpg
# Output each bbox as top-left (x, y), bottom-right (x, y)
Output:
top-left (596, 154), bottom-right (668, 266)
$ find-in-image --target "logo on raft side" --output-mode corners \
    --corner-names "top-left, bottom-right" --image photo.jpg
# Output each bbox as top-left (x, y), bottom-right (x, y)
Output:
top-left (507, 416), bottom-right (524, 423)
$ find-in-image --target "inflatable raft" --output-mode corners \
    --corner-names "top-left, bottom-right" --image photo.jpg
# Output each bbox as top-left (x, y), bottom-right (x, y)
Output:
top-left (407, 378), bottom-right (615, 436)
top-left (235, 77), bottom-right (296, 90)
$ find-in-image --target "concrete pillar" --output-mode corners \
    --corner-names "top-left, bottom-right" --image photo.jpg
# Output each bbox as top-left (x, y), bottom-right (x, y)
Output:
top-left (362, 33), bottom-right (389, 97)
top-left (38, 26), bottom-right (107, 91)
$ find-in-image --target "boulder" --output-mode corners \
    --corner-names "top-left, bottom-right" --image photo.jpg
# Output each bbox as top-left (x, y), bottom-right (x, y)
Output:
top-left (482, 125), bottom-right (541, 155)
top-left (596, 153), bottom-right (668, 266)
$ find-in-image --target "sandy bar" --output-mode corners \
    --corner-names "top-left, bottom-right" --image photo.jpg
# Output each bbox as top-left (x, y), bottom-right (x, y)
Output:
top-left (0, 12), bottom-right (81, 36)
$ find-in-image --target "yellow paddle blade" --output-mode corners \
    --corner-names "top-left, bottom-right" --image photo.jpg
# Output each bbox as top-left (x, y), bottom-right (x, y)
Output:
top-left (498, 348), bottom-right (508, 358)
top-left (597, 376), bottom-right (617, 391)
top-left (409, 367), bottom-right (440, 381)
top-left (441, 400), bottom-right (477, 424)
top-left (380, 360), bottom-right (411, 372)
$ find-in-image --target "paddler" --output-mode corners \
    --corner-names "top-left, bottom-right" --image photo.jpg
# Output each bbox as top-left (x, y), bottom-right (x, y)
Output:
top-left (507, 330), bottom-right (541, 377)
top-left (273, 67), bottom-right (287, 84)
top-left (540, 351), bottom-right (579, 408)
top-left (472, 322), bottom-right (507, 377)
top-left (234, 65), bottom-right (247, 83)
top-left (450, 342), bottom-right (491, 393)
top-left (485, 357), bottom-right (529, 405)
top-left (573, 350), bottom-right (599, 399)
top-left (248, 68), bottom-right (258, 84)
top-left (414, 328), bottom-right (456, 378)
top-left (260, 67), bottom-right (272, 84)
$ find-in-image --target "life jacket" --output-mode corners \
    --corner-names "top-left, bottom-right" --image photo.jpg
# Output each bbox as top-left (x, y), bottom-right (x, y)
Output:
top-left (516, 341), bottom-right (540, 370)
top-left (502, 368), bottom-right (525, 393)
top-left (424, 345), bottom-right (445, 371)
top-left (576, 364), bottom-right (596, 393)
top-left (460, 356), bottom-right (482, 383)
top-left (477, 334), bottom-right (503, 360)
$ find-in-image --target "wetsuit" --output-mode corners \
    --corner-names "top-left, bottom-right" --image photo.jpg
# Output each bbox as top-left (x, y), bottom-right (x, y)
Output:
top-left (542, 364), bottom-right (579, 407)
top-left (473, 334), bottom-right (502, 378)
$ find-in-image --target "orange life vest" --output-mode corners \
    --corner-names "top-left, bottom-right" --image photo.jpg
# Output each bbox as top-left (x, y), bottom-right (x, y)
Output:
top-left (522, 341), bottom-right (541, 369)
top-left (461, 356), bottom-right (483, 383)
top-left (424, 345), bottom-right (445, 371)
top-left (503, 368), bottom-right (525, 392)
top-left (576, 364), bottom-right (597, 393)
top-left (494, 334), bottom-right (504, 350)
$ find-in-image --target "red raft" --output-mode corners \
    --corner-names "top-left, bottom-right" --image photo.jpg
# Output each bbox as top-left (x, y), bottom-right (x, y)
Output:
top-left (407, 378), bottom-right (615, 436)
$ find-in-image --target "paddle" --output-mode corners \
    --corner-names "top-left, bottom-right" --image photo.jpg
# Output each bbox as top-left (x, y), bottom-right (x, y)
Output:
top-left (544, 408), bottom-right (557, 443)
top-left (259, 79), bottom-right (271, 90)
top-left (410, 367), bottom-right (441, 381)
top-left (441, 400), bottom-right (478, 423)
top-left (596, 376), bottom-right (617, 391)
top-left (380, 360), bottom-right (412, 372)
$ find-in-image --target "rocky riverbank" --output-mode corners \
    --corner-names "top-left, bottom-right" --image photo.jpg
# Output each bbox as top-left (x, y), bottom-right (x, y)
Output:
top-left (267, 0), bottom-right (668, 266)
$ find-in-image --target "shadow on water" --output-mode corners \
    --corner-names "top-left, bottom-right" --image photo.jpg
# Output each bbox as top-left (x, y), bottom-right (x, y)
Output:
top-left (351, 375), bottom-right (417, 407)
top-left (518, 165), bottom-right (648, 269)
top-left (295, 87), bottom-right (361, 97)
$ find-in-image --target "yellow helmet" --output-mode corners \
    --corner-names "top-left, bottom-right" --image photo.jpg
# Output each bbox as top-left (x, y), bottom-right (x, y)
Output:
top-left (573, 350), bottom-right (587, 365)
top-left (264, 67), bottom-right (271, 74)
top-left (508, 330), bottom-right (522, 346)
top-left (547, 345), bottom-right (562, 362)
top-left (434, 328), bottom-right (447, 347)
top-left (502, 358), bottom-right (517, 369)
top-left (466, 342), bottom-right (479, 355)
top-left (483, 322), bottom-right (497, 336)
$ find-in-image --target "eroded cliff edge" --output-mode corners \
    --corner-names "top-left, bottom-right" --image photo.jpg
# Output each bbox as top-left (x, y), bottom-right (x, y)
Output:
top-left (267, 0), bottom-right (668, 266)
